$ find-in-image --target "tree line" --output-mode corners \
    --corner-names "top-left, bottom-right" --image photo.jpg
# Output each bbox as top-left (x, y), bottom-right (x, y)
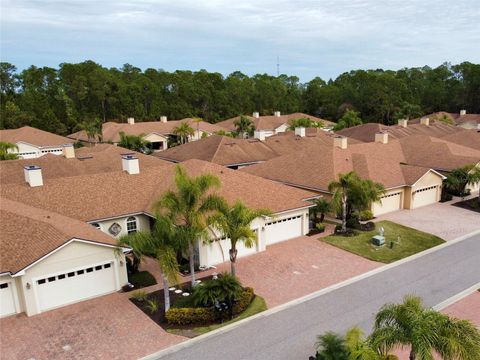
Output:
top-left (1, 61), bottom-right (479, 135)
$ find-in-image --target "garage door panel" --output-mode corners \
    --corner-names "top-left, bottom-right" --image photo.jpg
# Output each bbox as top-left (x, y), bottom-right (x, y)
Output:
top-left (35, 262), bottom-right (116, 312)
top-left (206, 233), bottom-right (258, 266)
top-left (0, 282), bottom-right (17, 317)
top-left (413, 186), bottom-right (438, 209)
top-left (373, 192), bottom-right (402, 216)
top-left (265, 215), bottom-right (303, 245)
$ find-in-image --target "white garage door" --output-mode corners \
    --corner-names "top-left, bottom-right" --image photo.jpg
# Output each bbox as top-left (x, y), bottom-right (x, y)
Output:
top-left (413, 186), bottom-right (438, 208)
top-left (373, 192), bottom-right (402, 216)
top-left (265, 215), bottom-right (303, 245)
top-left (205, 231), bottom-right (259, 266)
top-left (0, 281), bottom-right (17, 318)
top-left (34, 262), bottom-right (116, 312)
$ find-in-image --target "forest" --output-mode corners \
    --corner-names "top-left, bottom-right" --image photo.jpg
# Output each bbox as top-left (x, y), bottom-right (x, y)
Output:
top-left (1, 61), bottom-right (479, 135)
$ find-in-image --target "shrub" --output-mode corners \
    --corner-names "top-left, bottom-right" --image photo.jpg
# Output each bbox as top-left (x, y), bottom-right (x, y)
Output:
top-left (346, 218), bottom-right (360, 230)
top-left (166, 307), bottom-right (217, 325)
top-left (359, 210), bottom-right (373, 221)
top-left (316, 223), bottom-right (326, 233)
top-left (146, 298), bottom-right (159, 314)
top-left (131, 290), bottom-right (148, 301)
top-left (360, 221), bottom-right (375, 231)
top-left (166, 287), bottom-right (255, 325)
top-left (335, 224), bottom-right (343, 233)
top-left (128, 271), bottom-right (157, 289)
top-left (192, 273), bottom-right (243, 307)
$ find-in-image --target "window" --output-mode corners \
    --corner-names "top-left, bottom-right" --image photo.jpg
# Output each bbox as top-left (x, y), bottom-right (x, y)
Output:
top-left (86, 267), bottom-right (93, 273)
top-left (104, 263), bottom-right (111, 269)
top-left (48, 276), bottom-right (56, 282)
top-left (95, 265), bottom-right (102, 271)
top-left (37, 279), bottom-right (46, 285)
top-left (58, 274), bottom-right (66, 280)
top-left (77, 270), bottom-right (84, 275)
top-left (126, 216), bottom-right (137, 234)
top-left (0, 283), bottom-right (9, 289)
top-left (68, 272), bottom-right (75, 277)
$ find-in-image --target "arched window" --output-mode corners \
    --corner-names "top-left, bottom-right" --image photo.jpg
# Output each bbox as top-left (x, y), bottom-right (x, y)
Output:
top-left (91, 222), bottom-right (101, 230)
top-left (126, 216), bottom-right (137, 234)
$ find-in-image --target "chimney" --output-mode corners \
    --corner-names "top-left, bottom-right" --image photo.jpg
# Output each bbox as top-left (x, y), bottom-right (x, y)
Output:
top-left (334, 135), bottom-right (348, 149)
top-left (62, 144), bottom-right (75, 159)
top-left (375, 132), bottom-right (388, 144)
top-left (254, 130), bottom-right (266, 141)
top-left (460, 109), bottom-right (467, 116)
top-left (122, 154), bottom-right (140, 175)
top-left (160, 116), bottom-right (167, 123)
top-left (252, 112), bottom-right (260, 118)
top-left (274, 111), bottom-right (281, 117)
top-left (127, 117), bottom-right (135, 125)
top-left (24, 165), bottom-right (43, 187)
top-left (420, 117), bottom-right (430, 126)
top-left (398, 119), bottom-right (408, 128)
top-left (295, 127), bottom-right (306, 137)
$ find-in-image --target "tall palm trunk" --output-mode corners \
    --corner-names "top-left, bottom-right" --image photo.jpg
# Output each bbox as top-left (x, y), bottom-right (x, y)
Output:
top-left (188, 242), bottom-right (196, 286)
top-left (409, 349), bottom-right (416, 360)
top-left (229, 244), bottom-right (238, 277)
top-left (341, 192), bottom-right (347, 232)
top-left (161, 271), bottom-right (171, 312)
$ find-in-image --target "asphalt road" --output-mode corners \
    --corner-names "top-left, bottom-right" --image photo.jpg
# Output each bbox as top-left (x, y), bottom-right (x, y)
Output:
top-left (154, 233), bottom-right (480, 360)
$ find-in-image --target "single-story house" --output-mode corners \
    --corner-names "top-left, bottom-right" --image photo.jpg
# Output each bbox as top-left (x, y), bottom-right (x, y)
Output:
top-left (215, 112), bottom-right (334, 138)
top-left (0, 126), bottom-right (74, 159)
top-left (68, 117), bottom-right (223, 151)
top-left (0, 198), bottom-right (128, 318)
top-left (241, 134), bottom-right (452, 216)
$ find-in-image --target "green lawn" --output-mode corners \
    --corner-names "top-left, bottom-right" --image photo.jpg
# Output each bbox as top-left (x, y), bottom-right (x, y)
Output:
top-left (167, 295), bottom-right (267, 337)
top-left (321, 220), bottom-right (444, 263)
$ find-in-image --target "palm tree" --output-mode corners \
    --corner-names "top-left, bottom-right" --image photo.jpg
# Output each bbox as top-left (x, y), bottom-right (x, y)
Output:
top-left (370, 295), bottom-right (480, 360)
top-left (233, 115), bottom-right (255, 138)
top-left (78, 119), bottom-right (102, 144)
top-left (345, 327), bottom-right (381, 360)
top-left (315, 332), bottom-right (349, 360)
top-left (328, 172), bottom-right (357, 232)
top-left (445, 164), bottom-right (480, 200)
top-left (118, 215), bottom-right (180, 312)
top-left (312, 198), bottom-right (331, 224)
top-left (288, 117), bottom-right (323, 130)
top-left (172, 121), bottom-right (195, 144)
top-left (0, 141), bottom-right (19, 160)
top-left (208, 200), bottom-right (271, 276)
top-left (155, 165), bottom-right (226, 287)
top-left (118, 131), bottom-right (151, 153)
top-left (193, 117), bottom-right (203, 140)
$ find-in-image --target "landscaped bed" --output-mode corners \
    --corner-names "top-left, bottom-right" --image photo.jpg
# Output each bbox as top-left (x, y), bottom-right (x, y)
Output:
top-left (127, 270), bottom-right (157, 289)
top-left (321, 220), bottom-right (444, 263)
top-left (130, 274), bottom-right (267, 337)
top-left (452, 197), bottom-right (480, 213)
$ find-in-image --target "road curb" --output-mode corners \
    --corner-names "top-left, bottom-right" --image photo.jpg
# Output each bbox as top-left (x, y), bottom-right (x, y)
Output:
top-left (141, 228), bottom-right (480, 360)
top-left (433, 283), bottom-right (480, 310)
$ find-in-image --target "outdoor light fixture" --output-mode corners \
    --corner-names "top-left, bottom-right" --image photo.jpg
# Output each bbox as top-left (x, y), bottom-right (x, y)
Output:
top-left (26, 282), bottom-right (31, 290)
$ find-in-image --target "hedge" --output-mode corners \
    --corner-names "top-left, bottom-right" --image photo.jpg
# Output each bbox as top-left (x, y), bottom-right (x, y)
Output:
top-left (166, 287), bottom-right (255, 325)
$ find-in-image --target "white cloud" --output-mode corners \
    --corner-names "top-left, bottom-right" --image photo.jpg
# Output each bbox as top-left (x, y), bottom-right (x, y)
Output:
top-left (1, 0), bottom-right (479, 80)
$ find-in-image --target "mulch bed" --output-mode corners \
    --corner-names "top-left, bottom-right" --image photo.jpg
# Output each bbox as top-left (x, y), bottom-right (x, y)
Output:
top-left (452, 197), bottom-right (480, 213)
top-left (130, 274), bottom-right (214, 325)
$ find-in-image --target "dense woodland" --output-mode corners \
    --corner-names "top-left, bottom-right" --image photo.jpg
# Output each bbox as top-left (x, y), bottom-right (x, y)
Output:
top-left (0, 61), bottom-right (479, 135)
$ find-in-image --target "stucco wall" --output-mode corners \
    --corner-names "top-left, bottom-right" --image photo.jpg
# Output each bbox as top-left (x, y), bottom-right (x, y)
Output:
top-left (95, 214), bottom-right (151, 238)
top-left (19, 241), bottom-right (127, 316)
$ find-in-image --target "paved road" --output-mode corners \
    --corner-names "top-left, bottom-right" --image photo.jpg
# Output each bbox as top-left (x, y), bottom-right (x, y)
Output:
top-left (154, 233), bottom-right (480, 360)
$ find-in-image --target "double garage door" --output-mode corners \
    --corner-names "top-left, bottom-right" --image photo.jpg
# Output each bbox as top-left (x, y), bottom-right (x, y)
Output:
top-left (265, 215), bottom-right (303, 245)
top-left (34, 262), bottom-right (116, 312)
top-left (373, 192), bottom-right (402, 216)
top-left (413, 186), bottom-right (439, 209)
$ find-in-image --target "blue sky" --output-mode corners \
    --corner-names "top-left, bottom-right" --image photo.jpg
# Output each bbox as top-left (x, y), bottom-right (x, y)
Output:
top-left (1, 0), bottom-right (479, 81)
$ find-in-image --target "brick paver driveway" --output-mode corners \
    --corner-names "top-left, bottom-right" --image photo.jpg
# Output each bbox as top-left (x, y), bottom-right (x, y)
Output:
top-left (146, 231), bottom-right (381, 308)
top-left (0, 292), bottom-right (185, 360)
top-left (376, 199), bottom-right (480, 241)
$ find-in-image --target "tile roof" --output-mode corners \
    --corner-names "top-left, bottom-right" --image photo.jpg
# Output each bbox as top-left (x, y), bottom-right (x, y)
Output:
top-left (215, 113), bottom-right (334, 132)
top-left (155, 130), bottom-right (362, 166)
top-left (439, 131), bottom-right (480, 151)
top-left (1, 159), bottom-right (316, 223)
top-left (414, 112), bottom-right (480, 126)
top-left (241, 136), bottom-right (474, 191)
top-left (0, 198), bottom-right (117, 274)
top-left (68, 119), bottom-right (223, 143)
top-left (0, 126), bottom-right (74, 147)
top-left (0, 144), bottom-right (170, 185)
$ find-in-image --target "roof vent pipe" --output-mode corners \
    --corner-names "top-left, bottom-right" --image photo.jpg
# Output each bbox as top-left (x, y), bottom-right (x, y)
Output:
top-left (62, 144), bottom-right (75, 159)
top-left (274, 111), bottom-right (281, 117)
top-left (160, 116), bottom-right (167, 123)
top-left (398, 119), bottom-right (408, 128)
top-left (420, 117), bottom-right (430, 126)
top-left (375, 132), bottom-right (388, 144)
top-left (127, 117), bottom-right (135, 125)
top-left (295, 127), bottom-right (306, 137)
top-left (334, 135), bottom-right (348, 149)
top-left (460, 109), bottom-right (467, 116)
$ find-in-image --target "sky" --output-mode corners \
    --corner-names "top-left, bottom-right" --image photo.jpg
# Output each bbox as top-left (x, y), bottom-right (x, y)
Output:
top-left (1, 0), bottom-right (480, 81)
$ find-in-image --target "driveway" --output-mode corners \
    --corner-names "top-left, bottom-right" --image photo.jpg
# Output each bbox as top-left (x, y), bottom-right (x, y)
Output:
top-left (144, 229), bottom-right (381, 308)
top-left (0, 292), bottom-right (185, 360)
top-left (376, 199), bottom-right (480, 240)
